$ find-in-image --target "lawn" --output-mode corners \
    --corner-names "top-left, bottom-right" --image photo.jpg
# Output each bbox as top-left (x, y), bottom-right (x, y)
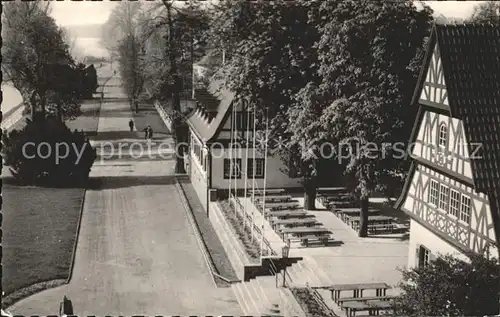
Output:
top-left (1, 185), bottom-right (84, 296)
top-left (1, 80), bottom-right (103, 307)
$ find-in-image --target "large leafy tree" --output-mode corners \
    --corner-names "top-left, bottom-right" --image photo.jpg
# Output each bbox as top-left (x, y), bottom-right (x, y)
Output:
top-left (207, 0), bottom-right (324, 208)
top-left (1, 1), bottom-right (80, 121)
top-left (296, 0), bottom-right (433, 236)
top-left (395, 254), bottom-right (500, 316)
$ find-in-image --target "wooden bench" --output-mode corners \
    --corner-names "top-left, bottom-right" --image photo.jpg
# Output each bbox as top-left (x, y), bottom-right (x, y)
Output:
top-left (342, 300), bottom-right (394, 317)
top-left (270, 218), bottom-right (318, 229)
top-left (337, 295), bottom-right (396, 305)
top-left (368, 223), bottom-right (395, 234)
top-left (253, 195), bottom-right (292, 203)
top-left (266, 210), bottom-right (309, 219)
top-left (249, 188), bottom-right (285, 196)
top-left (265, 202), bottom-right (300, 211)
top-left (295, 233), bottom-right (334, 247)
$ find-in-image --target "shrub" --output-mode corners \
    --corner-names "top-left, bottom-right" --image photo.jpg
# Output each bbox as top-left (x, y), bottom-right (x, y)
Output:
top-left (395, 254), bottom-right (500, 316)
top-left (2, 117), bottom-right (97, 186)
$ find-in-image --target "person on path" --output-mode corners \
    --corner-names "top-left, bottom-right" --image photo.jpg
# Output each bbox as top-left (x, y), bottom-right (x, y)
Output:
top-left (128, 119), bottom-right (134, 132)
top-left (143, 126), bottom-right (149, 139)
top-left (148, 126), bottom-right (154, 139)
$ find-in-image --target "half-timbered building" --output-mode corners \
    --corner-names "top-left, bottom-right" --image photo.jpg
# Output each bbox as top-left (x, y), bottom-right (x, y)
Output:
top-left (396, 24), bottom-right (500, 268)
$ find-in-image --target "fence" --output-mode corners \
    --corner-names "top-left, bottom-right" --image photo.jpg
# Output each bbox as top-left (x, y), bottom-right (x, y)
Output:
top-left (154, 101), bottom-right (173, 132)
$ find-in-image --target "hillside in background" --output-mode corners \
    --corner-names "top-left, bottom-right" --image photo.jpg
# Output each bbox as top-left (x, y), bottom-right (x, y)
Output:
top-left (63, 23), bottom-right (103, 38)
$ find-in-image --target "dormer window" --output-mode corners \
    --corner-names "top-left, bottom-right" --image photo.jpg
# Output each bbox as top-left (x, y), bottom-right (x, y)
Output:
top-left (438, 123), bottom-right (448, 148)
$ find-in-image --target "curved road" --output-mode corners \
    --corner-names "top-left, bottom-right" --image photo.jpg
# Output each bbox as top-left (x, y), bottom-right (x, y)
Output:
top-left (9, 77), bottom-right (242, 315)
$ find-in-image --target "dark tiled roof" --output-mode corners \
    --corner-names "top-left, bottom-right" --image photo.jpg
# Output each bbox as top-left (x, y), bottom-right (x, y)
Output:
top-left (186, 80), bottom-right (234, 142)
top-left (435, 24), bottom-right (500, 193)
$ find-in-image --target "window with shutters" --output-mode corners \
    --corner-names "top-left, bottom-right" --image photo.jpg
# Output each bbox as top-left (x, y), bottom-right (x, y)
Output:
top-left (418, 245), bottom-right (432, 268)
top-left (449, 189), bottom-right (460, 218)
top-left (439, 184), bottom-right (450, 212)
top-left (224, 158), bottom-right (241, 179)
top-left (247, 158), bottom-right (265, 179)
top-left (428, 180), bottom-right (440, 206)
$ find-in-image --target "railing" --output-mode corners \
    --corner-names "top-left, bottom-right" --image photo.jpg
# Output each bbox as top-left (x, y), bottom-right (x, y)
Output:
top-left (310, 286), bottom-right (337, 317)
top-left (230, 194), bottom-right (277, 256)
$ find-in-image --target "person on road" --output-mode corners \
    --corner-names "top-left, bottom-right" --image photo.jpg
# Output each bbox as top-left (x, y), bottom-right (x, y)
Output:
top-left (148, 126), bottom-right (154, 139)
top-left (128, 119), bottom-right (134, 132)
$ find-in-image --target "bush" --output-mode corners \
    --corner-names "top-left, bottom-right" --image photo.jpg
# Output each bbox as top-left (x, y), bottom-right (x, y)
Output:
top-left (395, 254), bottom-right (500, 316)
top-left (2, 117), bottom-right (97, 186)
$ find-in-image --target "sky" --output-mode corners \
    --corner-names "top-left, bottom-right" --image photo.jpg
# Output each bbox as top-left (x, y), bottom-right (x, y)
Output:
top-left (49, 1), bottom-right (487, 26)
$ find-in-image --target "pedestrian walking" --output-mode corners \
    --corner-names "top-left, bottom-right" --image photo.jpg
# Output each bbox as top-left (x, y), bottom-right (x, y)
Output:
top-left (128, 119), bottom-right (134, 132)
top-left (143, 126), bottom-right (149, 139)
top-left (148, 126), bottom-right (154, 139)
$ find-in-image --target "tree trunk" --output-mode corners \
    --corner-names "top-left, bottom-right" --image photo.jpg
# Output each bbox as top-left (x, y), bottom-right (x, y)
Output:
top-left (164, 1), bottom-right (186, 174)
top-left (358, 196), bottom-right (369, 237)
top-left (303, 177), bottom-right (317, 210)
top-left (57, 103), bottom-right (63, 122)
top-left (304, 188), bottom-right (316, 210)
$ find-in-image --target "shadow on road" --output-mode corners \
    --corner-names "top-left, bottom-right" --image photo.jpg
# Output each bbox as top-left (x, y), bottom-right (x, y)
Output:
top-left (89, 131), bottom-right (170, 141)
top-left (88, 175), bottom-right (177, 189)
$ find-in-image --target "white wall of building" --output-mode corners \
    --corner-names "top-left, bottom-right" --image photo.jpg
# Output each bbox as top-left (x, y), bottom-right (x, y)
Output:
top-left (408, 219), bottom-right (470, 269)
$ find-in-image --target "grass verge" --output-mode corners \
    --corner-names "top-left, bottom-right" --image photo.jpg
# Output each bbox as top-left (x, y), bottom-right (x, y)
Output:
top-left (177, 179), bottom-right (239, 287)
top-left (290, 287), bottom-right (337, 317)
top-left (1, 185), bottom-right (84, 300)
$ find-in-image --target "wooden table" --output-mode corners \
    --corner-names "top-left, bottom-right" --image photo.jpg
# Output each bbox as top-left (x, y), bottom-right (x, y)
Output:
top-left (266, 211), bottom-right (309, 219)
top-left (335, 209), bottom-right (379, 222)
top-left (270, 218), bottom-right (318, 229)
top-left (280, 226), bottom-right (331, 240)
top-left (328, 282), bottom-right (390, 302)
top-left (346, 215), bottom-right (393, 230)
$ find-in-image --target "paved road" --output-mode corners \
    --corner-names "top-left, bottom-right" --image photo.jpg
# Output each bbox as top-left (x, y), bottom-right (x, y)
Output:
top-left (9, 80), bottom-right (242, 315)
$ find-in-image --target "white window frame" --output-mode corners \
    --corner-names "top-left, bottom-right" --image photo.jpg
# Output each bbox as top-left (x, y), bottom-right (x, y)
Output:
top-left (438, 122), bottom-right (448, 149)
top-left (439, 184), bottom-right (450, 212)
top-left (460, 195), bottom-right (471, 224)
top-left (449, 189), bottom-right (461, 218)
top-left (429, 180), bottom-right (440, 207)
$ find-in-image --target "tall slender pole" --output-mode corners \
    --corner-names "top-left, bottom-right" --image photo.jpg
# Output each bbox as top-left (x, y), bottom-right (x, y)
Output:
top-left (243, 101), bottom-right (250, 231)
top-left (233, 103), bottom-right (238, 216)
top-left (228, 103), bottom-right (234, 212)
top-left (251, 104), bottom-right (257, 241)
top-left (260, 108), bottom-right (269, 257)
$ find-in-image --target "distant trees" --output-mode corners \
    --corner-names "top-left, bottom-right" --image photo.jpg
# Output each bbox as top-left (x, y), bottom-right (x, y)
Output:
top-left (1, 1), bottom-right (97, 122)
top-left (395, 254), bottom-right (500, 316)
top-left (470, 1), bottom-right (500, 23)
top-left (104, 0), bottom-right (209, 173)
top-left (102, 1), bottom-right (145, 110)
top-left (1, 1), bottom-right (98, 186)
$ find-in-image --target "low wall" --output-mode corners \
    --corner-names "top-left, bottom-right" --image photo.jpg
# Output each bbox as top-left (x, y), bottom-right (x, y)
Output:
top-left (154, 101), bottom-right (173, 132)
top-left (1, 103), bottom-right (24, 130)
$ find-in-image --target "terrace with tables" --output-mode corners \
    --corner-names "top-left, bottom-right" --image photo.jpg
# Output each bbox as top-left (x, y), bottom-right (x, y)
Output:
top-left (240, 187), bottom-right (408, 317)
top-left (316, 188), bottom-right (409, 237)
top-left (250, 189), bottom-right (336, 248)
